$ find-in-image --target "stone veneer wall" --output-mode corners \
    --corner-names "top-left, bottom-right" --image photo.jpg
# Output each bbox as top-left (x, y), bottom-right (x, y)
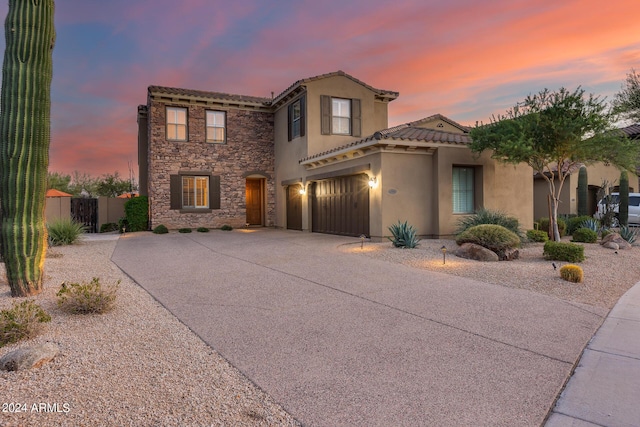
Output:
top-left (147, 99), bottom-right (275, 229)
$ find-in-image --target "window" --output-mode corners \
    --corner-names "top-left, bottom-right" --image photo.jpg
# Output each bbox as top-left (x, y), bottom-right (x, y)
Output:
top-left (182, 176), bottom-right (209, 208)
top-left (170, 174), bottom-right (220, 211)
top-left (288, 96), bottom-right (305, 141)
top-left (206, 110), bottom-right (226, 143)
top-left (166, 107), bottom-right (187, 141)
top-left (321, 95), bottom-right (361, 136)
top-left (332, 98), bottom-right (351, 135)
top-left (452, 167), bottom-right (474, 214)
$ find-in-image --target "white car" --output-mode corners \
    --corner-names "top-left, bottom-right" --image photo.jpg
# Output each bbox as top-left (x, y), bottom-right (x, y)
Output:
top-left (595, 192), bottom-right (640, 225)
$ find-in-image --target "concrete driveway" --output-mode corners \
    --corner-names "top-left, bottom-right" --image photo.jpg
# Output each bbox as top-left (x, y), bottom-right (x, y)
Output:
top-left (111, 229), bottom-right (606, 426)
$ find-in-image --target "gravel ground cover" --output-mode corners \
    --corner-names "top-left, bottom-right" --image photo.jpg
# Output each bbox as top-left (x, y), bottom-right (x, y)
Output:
top-left (1, 233), bottom-right (637, 426)
top-left (0, 237), bottom-right (300, 427)
top-left (342, 237), bottom-right (640, 309)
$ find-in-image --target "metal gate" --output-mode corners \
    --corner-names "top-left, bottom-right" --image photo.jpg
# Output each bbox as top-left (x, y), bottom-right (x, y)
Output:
top-left (311, 174), bottom-right (369, 237)
top-left (71, 198), bottom-right (98, 233)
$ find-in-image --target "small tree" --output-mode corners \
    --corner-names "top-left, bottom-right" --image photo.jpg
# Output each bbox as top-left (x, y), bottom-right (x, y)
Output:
top-left (614, 69), bottom-right (640, 122)
top-left (47, 171), bottom-right (72, 193)
top-left (96, 172), bottom-right (132, 197)
top-left (470, 87), bottom-right (639, 241)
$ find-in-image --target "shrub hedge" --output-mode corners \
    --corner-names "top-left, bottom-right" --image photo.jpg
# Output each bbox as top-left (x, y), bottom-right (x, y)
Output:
top-left (543, 241), bottom-right (585, 262)
top-left (566, 215), bottom-right (595, 235)
top-left (572, 228), bottom-right (598, 243)
top-left (526, 229), bottom-right (549, 242)
top-left (455, 224), bottom-right (520, 258)
top-left (124, 196), bottom-right (148, 232)
top-left (537, 217), bottom-right (567, 237)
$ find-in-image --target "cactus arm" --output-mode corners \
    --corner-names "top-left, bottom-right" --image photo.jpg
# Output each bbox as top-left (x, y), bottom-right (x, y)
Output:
top-left (0, 0), bottom-right (55, 297)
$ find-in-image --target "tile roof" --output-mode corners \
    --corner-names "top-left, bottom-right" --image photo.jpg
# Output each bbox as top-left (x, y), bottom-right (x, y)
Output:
top-left (300, 118), bottom-right (471, 163)
top-left (46, 189), bottom-right (72, 197)
top-left (620, 123), bottom-right (640, 138)
top-left (148, 86), bottom-right (271, 105)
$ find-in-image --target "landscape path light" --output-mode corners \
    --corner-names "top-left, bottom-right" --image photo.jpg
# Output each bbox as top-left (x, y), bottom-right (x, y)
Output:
top-left (441, 245), bottom-right (447, 264)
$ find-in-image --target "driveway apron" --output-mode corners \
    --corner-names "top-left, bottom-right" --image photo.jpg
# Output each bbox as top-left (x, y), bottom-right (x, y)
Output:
top-left (111, 229), bottom-right (606, 427)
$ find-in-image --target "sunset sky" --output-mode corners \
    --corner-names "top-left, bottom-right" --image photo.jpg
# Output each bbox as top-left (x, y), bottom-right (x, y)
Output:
top-left (0, 0), bottom-right (639, 180)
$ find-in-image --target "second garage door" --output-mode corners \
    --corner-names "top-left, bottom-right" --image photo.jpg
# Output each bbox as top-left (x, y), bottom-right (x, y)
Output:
top-left (311, 174), bottom-right (370, 237)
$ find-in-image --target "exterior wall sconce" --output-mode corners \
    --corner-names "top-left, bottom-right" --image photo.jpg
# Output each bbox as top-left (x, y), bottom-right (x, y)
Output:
top-left (299, 184), bottom-right (306, 195)
top-left (441, 245), bottom-right (447, 264)
top-left (368, 176), bottom-right (377, 188)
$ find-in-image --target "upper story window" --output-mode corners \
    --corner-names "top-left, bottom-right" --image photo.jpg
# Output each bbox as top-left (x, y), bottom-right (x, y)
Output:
top-left (287, 96), bottom-right (305, 141)
top-left (320, 95), bottom-right (361, 137)
top-left (206, 110), bottom-right (226, 143)
top-left (332, 98), bottom-right (351, 135)
top-left (166, 107), bottom-right (187, 141)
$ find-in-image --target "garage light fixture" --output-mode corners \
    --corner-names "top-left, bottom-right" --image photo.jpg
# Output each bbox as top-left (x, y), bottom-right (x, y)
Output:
top-left (299, 184), bottom-right (306, 195)
top-left (368, 176), bottom-right (377, 188)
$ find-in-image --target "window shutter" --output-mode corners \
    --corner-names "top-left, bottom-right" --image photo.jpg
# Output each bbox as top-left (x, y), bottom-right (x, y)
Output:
top-left (320, 95), bottom-right (331, 135)
top-left (351, 98), bottom-right (361, 137)
top-left (170, 175), bottom-right (181, 209)
top-left (300, 95), bottom-right (306, 137)
top-left (287, 103), bottom-right (293, 141)
top-left (209, 175), bottom-right (221, 209)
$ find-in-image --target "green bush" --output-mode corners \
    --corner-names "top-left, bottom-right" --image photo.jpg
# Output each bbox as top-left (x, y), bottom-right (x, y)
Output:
top-left (220, 225), bottom-right (233, 231)
top-left (388, 220), bottom-right (420, 248)
top-left (601, 229), bottom-right (613, 239)
top-left (580, 218), bottom-right (600, 232)
top-left (1, 300), bottom-right (51, 347)
top-left (123, 196), bottom-right (148, 232)
top-left (178, 228), bottom-right (192, 233)
top-left (100, 222), bottom-right (119, 233)
top-left (456, 208), bottom-right (522, 237)
top-left (152, 224), bottom-right (169, 234)
top-left (56, 277), bottom-right (119, 314)
top-left (47, 218), bottom-right (85, 246)
top-left (566, 215), bottom-right (595, 235)
top-left (537, 217), bottom-right (567, 237)
top-left (455, 224), bottom-right (520, 258)
top-left (543, 241), bottom-right (585, 262)
top-left (196, 227), bottom-right (209, 232)
top-left (526, 229), bottom-right (549, 242)
top-left (572, 228), bottom-right (598, 243)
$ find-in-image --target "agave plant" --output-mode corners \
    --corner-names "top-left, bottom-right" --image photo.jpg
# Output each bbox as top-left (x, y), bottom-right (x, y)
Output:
top-left (579, 218), bottom-right (600, 232)
top-left (388, 220), bottom-right (420, 248)
top-left (618, 225), bottom-right (638, 244)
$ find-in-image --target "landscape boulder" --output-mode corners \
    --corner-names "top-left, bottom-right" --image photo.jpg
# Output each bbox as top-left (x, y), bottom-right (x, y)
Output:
top-left (500, 248), bottom-right (520, 261)
top-left (0, 342), bottom-right (59, 371)
top-left (454, 243), bottom-right (499, 262)
top-left (601, 233), bottom-right (632, 250)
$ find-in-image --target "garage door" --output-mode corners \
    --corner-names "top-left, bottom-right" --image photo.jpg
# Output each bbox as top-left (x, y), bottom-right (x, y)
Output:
top-left (311, 174), bottom-right (370, 237)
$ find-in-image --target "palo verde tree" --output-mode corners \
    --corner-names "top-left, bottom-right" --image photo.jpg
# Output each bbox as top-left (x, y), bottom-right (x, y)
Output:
top-left (0, 0), bottom-right (55, 296)
top-left (469, 87), bottom-right (639, 241)
top-left (614, 69), bottom-right (640, 122)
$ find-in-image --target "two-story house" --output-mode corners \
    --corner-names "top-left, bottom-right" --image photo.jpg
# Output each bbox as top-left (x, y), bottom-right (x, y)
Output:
top-left (138, 71), bottom-right (534, 238)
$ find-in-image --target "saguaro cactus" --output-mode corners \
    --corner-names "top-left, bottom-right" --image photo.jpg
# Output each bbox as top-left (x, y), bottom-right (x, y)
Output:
top-left (577, 166), bottom-right (588, 216)
top-left (0, 0), bottom-right (55, 297)
top-left (619, 170), bottom-right (629, 226)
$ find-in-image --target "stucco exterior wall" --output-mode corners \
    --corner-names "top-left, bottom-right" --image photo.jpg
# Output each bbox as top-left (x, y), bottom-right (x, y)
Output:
top-left (45, 197), bottom-right (71, 223)
top-left (147, 98), bottom-right (275, 229)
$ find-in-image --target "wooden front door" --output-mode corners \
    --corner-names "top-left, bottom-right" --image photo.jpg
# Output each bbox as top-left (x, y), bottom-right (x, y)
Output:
top-left (246, 179), bottom-right (263, 225)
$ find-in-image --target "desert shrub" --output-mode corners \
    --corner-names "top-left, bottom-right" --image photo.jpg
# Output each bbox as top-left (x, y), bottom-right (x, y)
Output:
top-left (123, 196), bottom-right (148, 232)
top-left (220, 225), bottom-right (233, 231)
top-left (537, 217), bottom-right (567, 237)
top-left (526, 229), bottom-right (549, 242)
top-left (560, 264), bottom-right (584, 283)
top-left (47, 218), bottom-right (85, 246)
top-left (619, 225), bottom-right (638, 244)
top-left (1, 300), bottom-right (51, 347)
top-left (56, 277), bottom-right (119, 314)
top-left (566, 216), bottom-right (596, 235)
top-left (455, 224), bottom-right (520, 258)
top-left (100, 222), bottom-right (119, 233)
top-left (601, 228), bottom-right (612, 239)
top-left (196, 227), bottom-right (209, 232)
top-left (152, 224), bottom-right (169, 234)
top-left (456, 208), bottom-right (522, 237)
top-left (572, 228), bottom-right (598, 243)
top-left (543, 241), bottom-right (585, 262)
top-left (178, 228), bottom-right (192, 233)
top-left (388, 220), bottom-right (420, 248)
